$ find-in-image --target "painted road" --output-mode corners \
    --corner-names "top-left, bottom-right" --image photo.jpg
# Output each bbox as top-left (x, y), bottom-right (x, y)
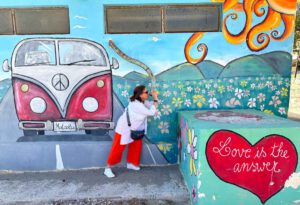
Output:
top-left (0, 87), bottom-right (168, 171)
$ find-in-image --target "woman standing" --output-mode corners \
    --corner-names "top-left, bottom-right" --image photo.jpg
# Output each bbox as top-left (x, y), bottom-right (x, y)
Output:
top-left (104, 85), bottom-right (159, 178)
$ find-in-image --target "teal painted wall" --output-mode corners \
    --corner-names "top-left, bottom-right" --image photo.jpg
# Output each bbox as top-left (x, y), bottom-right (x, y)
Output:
top-left (0, 0), bottom-right (296, 164)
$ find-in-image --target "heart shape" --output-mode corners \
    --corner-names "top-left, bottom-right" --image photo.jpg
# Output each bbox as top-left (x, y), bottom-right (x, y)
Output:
top-left (206, 130), bottom-right (298, 203)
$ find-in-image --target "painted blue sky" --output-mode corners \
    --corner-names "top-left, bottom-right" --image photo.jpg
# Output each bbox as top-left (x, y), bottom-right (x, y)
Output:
top-left (0, 0), bottom-right (295, 80)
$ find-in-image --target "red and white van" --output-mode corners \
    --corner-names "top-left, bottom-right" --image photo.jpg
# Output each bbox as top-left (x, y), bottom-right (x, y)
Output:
top-left (3, 38), bottom-right (118, 135)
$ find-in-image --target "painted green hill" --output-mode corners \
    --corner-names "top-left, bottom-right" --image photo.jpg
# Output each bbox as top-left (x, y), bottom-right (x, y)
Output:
top-left (156, 62), bottom-right (205, 81)
top-left (123, 71), bottom-right (148, 81)
top-left (260, 51), bottom-right (292, 77)
top-left (218, 55), bottom-right (278, 78)
top-left (114, 51), bottom-right (291, 81)
top-left (196, 60), bottom-right (224, 79)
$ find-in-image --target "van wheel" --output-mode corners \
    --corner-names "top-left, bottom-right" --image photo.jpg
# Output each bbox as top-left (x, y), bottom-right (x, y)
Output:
top-left (85, 129), bottom-right (109, 135)
top-left (23, 130), bottom-right (45, 136)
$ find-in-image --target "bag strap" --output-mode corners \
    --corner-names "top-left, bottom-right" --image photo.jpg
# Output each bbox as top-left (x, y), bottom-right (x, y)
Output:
top-left (126, 107), bottom-right (131, 127)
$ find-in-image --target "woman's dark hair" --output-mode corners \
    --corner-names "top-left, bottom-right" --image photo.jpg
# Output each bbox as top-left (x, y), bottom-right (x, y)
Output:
top-left (130, 85), bottom-right (146, 102)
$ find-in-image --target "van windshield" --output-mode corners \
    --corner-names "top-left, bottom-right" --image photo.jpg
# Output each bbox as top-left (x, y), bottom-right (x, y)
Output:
top-left (15, 40), bottom-right (56, 67)
top-left (59, 41), bottom-right (107, 66)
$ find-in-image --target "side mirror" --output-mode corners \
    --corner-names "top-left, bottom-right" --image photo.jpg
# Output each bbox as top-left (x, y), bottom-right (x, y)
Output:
top-left (111, 57), bottom-right (119, 70)
top-left (3, 59), bottom-right (11, 72)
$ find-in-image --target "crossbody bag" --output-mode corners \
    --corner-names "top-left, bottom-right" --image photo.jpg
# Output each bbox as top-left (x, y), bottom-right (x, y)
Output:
top-left (126, 107), bottom-right (145, 140)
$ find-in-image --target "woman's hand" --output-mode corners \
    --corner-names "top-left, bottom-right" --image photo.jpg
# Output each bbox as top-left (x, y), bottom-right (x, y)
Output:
top-left (151, 90), bottom-right (158, 100)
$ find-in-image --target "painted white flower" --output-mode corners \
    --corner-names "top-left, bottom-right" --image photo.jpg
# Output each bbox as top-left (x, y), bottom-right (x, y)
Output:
top-left (258, 83), bottom-right (264, 89)
top-left (229, 79), bottom-right (234, 83)
top-left (278, 107), bottom-right (286, 115)
top-left (117, 83), bottom-right (122, 89)
top-left (257, 93), bottom-right (266, 102)
top-left (209, 98), bottom-right (219, 109)
top-left (275, 90), bottom-right (281, 96)
top-left (244, 90), bottom-right (250, 97)
top-left (269, 96), bottom-right (282, 107)
top-left (154, 111), bottom-right (161, 120)
top-left (250, 83), bottom-right (256, 89)
top-left (163, 90), bottom-right (171, 97)
top-left (163, 84), bottom-right (169, 89)
top-left (247, 98), bottom-right (256, 108)
top-left (173, 91), bottom-right (178, 96)
top-left (213, 83), bottom-right (218, 88)
top-left (181, 92), bottom-right (187, 98)
top-left (121, 90), bottom-right (129, 97)
top-left (260, 104), bottom-right (265, 111)
top-left (227, 85), bottom-right (234, 92)
top-left (205, 83), bottom-right (211, 89)
top-left (161, 105), bottom-right (172, 115)
top-left (195, 87), bottom-right (201, 93)
top-left (278, 81), bottom-right (283, 86)
top-left (197, 180), bottom-right (202, 189)
top-left (184, 99), bottom-right (192, 107)
top-left (266, 81), bottom-right (272, 87)
top-left (271, 85), bottom-right (277, 91)
top-left (158, 121), bottom-right (169, 134)
top-left (187, 86), bottom-right (193, 92)
top-left (235, 88), bottom-right (243, 99)
top-left (187, 129), bottom-right (198, 161)
top-left (208, 90), bottom-right (215, 97)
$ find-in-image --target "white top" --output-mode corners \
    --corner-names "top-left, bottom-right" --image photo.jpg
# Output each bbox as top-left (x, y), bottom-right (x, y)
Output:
top-left (115, 100), bottom-right (156, 145)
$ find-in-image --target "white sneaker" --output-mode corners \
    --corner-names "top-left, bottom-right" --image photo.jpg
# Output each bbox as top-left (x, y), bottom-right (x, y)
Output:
top-left (127, 163), bottom-right (140, 171)
top-left (104, 168), bottom-right (115, 178)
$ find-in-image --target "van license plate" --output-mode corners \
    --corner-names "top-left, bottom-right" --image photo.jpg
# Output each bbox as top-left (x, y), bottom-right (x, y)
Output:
top-left (54, 121), bottom-right (77, 132)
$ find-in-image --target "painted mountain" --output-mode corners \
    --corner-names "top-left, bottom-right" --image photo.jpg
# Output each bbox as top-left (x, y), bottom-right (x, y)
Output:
top-left (218, 51), bottom-right (292, 78)
top-left (156, 63), bottom-right (205, 81)
top-left (116, 51), bottom-right (292, 81)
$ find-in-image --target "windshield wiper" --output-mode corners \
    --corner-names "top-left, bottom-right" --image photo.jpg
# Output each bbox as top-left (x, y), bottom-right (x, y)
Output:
top-left (65, 59), bottom-right (96, 65)
top-left (26, 63), bottom-right (52, 66)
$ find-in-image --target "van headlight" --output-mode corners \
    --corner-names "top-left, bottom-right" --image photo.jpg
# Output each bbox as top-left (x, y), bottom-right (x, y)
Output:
top-left (82, 97), bottom-right (98, 112)
top-left (30, 97), bottom-right (46, 114)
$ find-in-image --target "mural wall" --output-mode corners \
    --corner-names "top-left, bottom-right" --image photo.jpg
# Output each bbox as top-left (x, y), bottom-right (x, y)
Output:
top-left (0, 0), bottom-right (296, 166)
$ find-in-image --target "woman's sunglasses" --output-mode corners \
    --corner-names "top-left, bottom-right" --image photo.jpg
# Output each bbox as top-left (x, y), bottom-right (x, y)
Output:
top-left (143, 91), bottom-right (149, 94)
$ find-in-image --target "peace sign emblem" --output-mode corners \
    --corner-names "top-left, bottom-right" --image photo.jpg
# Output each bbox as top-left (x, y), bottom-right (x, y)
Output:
top-left (52, 73), bottom-right (69, 91)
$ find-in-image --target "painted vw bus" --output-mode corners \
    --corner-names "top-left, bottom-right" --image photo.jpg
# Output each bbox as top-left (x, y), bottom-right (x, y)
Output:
top-left (3, 38), bottom-right (119, 136)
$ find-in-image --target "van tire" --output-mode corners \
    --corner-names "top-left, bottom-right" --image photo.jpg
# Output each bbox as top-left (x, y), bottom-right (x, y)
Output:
top-left (85, 129), bottom-right (109, 135)
top-left (23, 130), bottom-right (45, 136)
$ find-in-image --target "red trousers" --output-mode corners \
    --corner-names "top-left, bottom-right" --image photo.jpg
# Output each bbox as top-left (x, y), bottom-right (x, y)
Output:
top-left (107, 132), bottom-right (143, 166)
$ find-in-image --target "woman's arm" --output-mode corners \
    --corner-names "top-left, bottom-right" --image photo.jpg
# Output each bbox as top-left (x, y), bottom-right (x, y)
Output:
top-left (151, 90), bottom-right (159, 109)
top-left (136, 102), bottom-right (157, 116)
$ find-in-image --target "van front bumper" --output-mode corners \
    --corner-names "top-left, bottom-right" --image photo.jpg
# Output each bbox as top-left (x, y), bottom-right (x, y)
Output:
top-left (19, 119), bottom-right (115, 131)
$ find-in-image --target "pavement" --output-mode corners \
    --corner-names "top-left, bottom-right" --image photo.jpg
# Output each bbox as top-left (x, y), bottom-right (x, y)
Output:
top-left (0, 165), bottom-right (190, 205)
